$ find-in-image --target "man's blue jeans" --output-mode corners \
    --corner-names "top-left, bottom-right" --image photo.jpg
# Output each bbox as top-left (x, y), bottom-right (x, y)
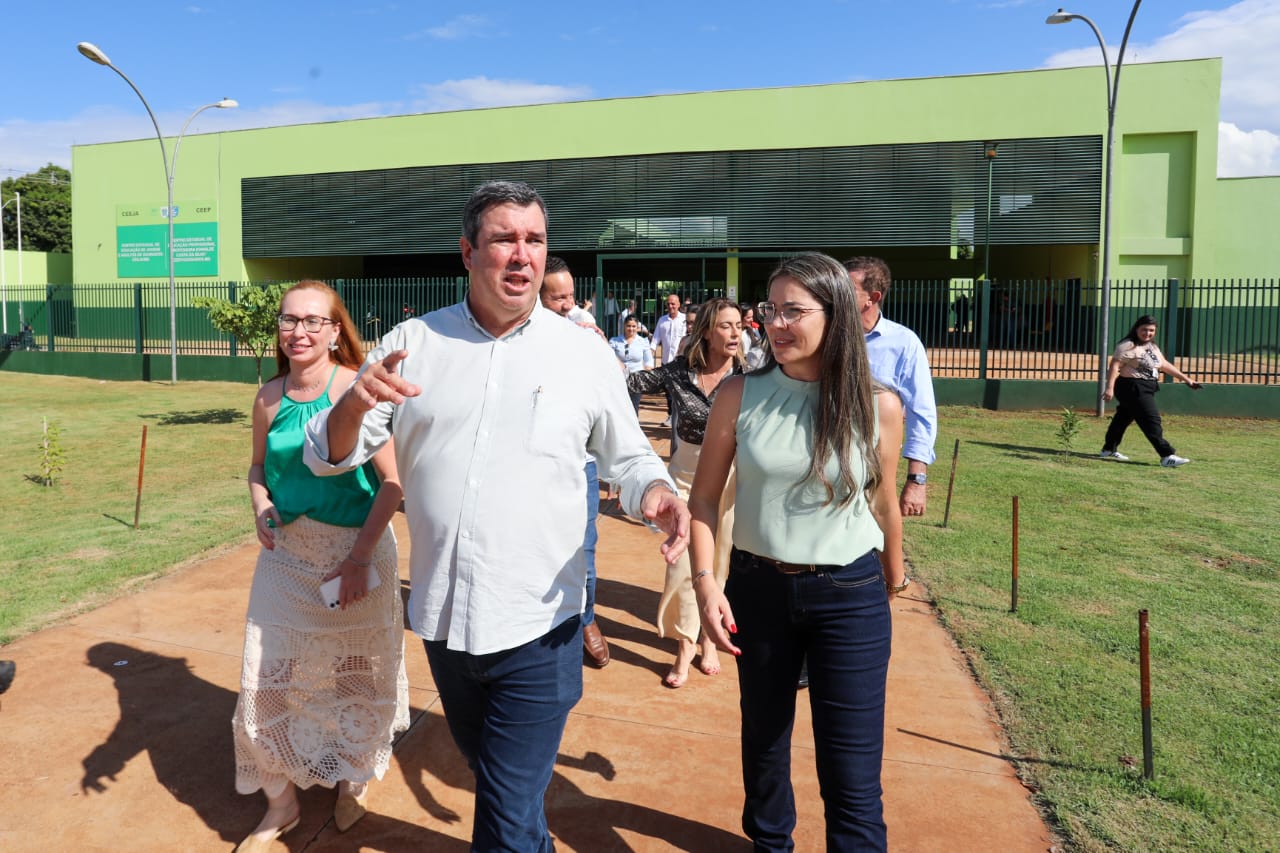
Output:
top-left (424, 615), bottom-right (583, 852)
top-left (726, 548), bottom-right (891, 852)
top-left (583, 459), bottom-right (599, 626)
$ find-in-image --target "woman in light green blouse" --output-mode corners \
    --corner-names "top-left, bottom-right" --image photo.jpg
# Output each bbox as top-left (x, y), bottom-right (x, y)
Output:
top-left (689, 252), bottom-right (905, 850)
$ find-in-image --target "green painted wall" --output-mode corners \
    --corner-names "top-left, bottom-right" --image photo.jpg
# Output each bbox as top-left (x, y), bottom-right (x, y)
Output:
top-left (1206, 176), bottom-right (1280, 278)
top-left (72, 58), bottom-right (1276, 285)
top-left (2, 249), bottom-right (71, 286)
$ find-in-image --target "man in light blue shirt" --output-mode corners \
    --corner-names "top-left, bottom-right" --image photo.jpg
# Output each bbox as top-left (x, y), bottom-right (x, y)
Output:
top-left (845, 257), bottom-right (938, 517)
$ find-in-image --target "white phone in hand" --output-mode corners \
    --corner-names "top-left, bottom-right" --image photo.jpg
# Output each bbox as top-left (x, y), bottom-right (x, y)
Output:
top-left (319, 565), bottom-right (381, 609)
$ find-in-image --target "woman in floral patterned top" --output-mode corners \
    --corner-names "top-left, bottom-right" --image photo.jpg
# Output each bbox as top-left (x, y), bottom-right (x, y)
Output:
top-left (1101, 314), bottom-right (1202, 467)
top-left (628, 298), bottom-right (745, 686)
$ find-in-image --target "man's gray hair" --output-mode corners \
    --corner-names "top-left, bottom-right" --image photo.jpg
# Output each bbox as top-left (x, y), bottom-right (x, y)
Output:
top-left (462, 180), bottom-right (548, 244)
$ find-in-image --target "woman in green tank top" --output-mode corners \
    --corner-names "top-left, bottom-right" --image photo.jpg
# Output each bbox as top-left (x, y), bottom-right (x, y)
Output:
top-left (233, 281), bottom-right (408, 852)
top-left (688, 253), bottom-right (907, 850)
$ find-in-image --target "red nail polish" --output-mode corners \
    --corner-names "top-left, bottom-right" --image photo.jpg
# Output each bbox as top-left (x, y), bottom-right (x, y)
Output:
top-left (729, 624), bottom-right (738, 634)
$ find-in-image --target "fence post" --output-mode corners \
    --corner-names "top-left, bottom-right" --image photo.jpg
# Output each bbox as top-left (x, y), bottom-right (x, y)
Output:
top-left (977, 278), bottom-right (991, 380)
top-left (1164, 277), bottom-right (1181, 379)
top-left (227, 281), bottom-right (238, 358)
top-left (456, 276), bottom-right (467, 304)
top-left (134, 282), bottom-right (145, 355)
top-left (44, 285), bottom-right (55, 352)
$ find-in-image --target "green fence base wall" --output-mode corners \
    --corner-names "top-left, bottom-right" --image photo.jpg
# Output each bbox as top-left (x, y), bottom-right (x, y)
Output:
top-left (2, 354), bottom-right (1277, 418)
top-left (0, 351), bottom-right (264, 384)
top-left (935, 378), bottom-right (1280, 418)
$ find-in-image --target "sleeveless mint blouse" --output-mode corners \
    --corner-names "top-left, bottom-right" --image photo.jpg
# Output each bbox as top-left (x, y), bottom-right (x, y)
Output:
top-left (265, 366), bottom-right (378, 527)
top-left (732, 366), bottom-right (884, 564)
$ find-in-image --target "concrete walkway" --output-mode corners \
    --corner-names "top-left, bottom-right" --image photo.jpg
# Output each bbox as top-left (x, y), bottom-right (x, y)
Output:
top-left (0, 412), bottom-right (1058, 851)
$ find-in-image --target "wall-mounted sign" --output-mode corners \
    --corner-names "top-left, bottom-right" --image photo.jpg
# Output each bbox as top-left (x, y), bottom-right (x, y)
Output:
top-left (116, 201), bottom-right (219, 277)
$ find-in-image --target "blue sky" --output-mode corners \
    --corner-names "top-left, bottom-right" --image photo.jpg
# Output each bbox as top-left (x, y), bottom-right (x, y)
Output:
top-left (3, 0), bottom-right (1277, 178)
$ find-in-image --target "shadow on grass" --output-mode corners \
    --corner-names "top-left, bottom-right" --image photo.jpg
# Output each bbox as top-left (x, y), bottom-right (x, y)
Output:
top-left (897, 728), bottom-right (1102, 774)
top-left (144, 408), bottom-right (247, 426)
top-left (968, 440), bottom-right (1117, 463)
top-left (101, 513), bottom-right (134, 528)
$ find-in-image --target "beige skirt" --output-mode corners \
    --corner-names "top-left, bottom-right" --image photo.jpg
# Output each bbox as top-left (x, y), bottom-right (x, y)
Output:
top-left (231, 515), bottom-right (409, 796)
top-left (656, 440), bottom-right (736, 643)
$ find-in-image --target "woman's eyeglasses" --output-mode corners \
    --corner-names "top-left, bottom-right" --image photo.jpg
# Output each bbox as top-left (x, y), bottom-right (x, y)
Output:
top-left (755, 302), bottom-right (826, 325)
top-left (278, 314), bottom-right (336, 332)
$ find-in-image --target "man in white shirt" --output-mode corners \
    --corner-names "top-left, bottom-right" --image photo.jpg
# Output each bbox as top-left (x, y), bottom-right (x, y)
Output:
top-left (305, 181), bottom-right (689, 851)
top-left (540, 255), bottom-right (611, 669)
top-left (650, 293), bottom-right (687, 430)
top-left (845, 256), bottom-right (938, 517)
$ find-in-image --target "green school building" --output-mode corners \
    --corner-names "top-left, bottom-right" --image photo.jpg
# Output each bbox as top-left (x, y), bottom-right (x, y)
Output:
top-left (8, 57), bottom-right (1276, 411)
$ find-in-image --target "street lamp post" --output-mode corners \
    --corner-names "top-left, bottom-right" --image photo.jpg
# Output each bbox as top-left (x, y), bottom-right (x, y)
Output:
top-left (1046, 2), bottom-right (1144, 416)
top-left (1, 192), bottom-right (19, 335)
top-left (77, 42), bottom-right (236, 383)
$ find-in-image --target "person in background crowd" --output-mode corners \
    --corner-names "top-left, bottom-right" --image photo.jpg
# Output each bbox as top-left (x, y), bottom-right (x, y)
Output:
top-left (541, 255), bottom-right (613, 668)
top-left (844, 257), bottom-right (937, 518)
top-left (1101, 314), bottom-right (1202, 466)
top-left (628, 298), bottom-right (744, 687)
top-left (651, 293), bottom-right (688, 430)
top-left (611, 315), bottom-right (654, 414)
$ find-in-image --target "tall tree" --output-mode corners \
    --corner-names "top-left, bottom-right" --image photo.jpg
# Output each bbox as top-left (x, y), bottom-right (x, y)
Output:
top-left (1, 164), bottom-right (72, 253)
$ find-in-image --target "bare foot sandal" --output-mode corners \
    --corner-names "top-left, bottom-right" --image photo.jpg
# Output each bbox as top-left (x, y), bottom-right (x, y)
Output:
top-left (697, 636), bottom-right (721, 675)
top-left (664, 638), bottom-right (697, 688)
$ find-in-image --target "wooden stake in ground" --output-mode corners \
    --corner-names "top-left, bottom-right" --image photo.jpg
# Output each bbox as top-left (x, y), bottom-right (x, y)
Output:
top-left (1010, 495), bottom-right (1019, 613)
top-left (1140, 609), bottom-right (1154, 779)
top-left (134, 425), bottom-right (148, 529)
top-left (943, 438), bottom-right (960, 528)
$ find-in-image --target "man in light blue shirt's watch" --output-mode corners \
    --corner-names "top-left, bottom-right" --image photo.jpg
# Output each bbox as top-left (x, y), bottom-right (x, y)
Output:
top-left (845, 257), bottom-right (938, 518)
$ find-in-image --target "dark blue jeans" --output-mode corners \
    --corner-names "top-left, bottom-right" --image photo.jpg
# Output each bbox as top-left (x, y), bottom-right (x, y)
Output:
top-left (583, 460), bottom-right (599, 625)
top-left (424, 616), bottom-right (583, 852)
top-left (726, 548), bottom-right (892, 852)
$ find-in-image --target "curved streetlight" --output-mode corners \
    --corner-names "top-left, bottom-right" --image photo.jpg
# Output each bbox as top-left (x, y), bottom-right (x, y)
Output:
top-left (1045, 3), bottom-right (1143, 416)
top-left (77, 41), bottom-right (236, 383)
top-left (1, 192), bottom-right (19, 335)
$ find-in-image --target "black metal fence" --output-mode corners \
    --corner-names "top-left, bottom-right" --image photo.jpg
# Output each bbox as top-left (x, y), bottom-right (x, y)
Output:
top-left (3, 277), bottom-right (1276, 385)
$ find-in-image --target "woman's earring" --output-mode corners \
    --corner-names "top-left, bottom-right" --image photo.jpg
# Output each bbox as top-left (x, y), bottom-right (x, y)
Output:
top-left (328, 340), bottom-right (339, 352)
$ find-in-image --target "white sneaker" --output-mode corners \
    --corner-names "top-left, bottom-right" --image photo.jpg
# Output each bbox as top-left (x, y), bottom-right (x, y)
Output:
top-left (1099, 450), bottom-right (1130, 461)
top-left (1160, 454), bottom-right (1190, 467)
top-left (660, 417), bottom-right (672, 427)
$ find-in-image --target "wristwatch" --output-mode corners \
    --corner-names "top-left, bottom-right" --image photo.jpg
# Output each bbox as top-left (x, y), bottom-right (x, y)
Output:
top-left (906, 473), bottom-right (927, 486)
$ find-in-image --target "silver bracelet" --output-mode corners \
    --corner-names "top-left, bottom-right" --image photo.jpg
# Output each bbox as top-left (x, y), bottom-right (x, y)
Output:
top-left (692, 569), bottom-right (713, 583)
top-left (347, 554), bottom-right (372, 568)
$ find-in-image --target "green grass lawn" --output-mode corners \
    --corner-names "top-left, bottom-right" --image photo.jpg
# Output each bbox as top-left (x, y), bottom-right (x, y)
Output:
top-left (0, 374), bottom-right (257, 643)
top-left (909, 406), bottom-right (1279, 851)
top-left (2, 376), bottom-right (1276, 849)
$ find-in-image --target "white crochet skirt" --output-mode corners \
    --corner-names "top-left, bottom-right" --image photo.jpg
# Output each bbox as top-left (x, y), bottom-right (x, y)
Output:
top-left (232, 515), bottom-right (409, 796)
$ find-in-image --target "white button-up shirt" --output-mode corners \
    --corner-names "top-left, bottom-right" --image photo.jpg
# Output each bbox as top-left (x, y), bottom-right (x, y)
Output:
top-left (651, 313), bottom-right (687, 365)
top-left (304, 301), bottom-right (675, 654)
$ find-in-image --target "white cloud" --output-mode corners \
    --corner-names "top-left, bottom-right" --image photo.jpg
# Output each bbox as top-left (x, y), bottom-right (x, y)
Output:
top-left (1044, 0), bottom-right (1280, 175)
top-left (413, 77), bottom-right (592, 112)
top-left (411, 14), bottom-right (490, 41)
top-left (1218, 121), bottom-right (1280, 176)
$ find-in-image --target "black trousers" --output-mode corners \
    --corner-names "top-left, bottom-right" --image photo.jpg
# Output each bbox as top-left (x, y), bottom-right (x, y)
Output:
top-left (1104, 377), bottom-right (1175, 458)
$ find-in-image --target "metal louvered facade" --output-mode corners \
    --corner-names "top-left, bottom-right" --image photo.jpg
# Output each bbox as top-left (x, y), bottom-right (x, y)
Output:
top-left (241, 136), bottom-right (1101, 258)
